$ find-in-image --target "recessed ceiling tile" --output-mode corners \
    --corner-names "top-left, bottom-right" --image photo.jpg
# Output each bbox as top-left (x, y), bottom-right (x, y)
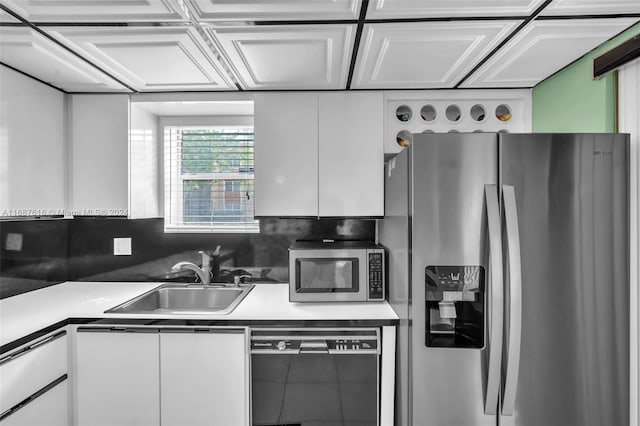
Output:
top-left (366, 0), bottom-right (546, 19)
top-left (0, 9), bottom-right (21, 22)
top-left (540, 0), bottom-right (640, 16)
top-left (0, 0), bottom-right (188, 22)
top-left (206, 24), bottom-right (355, 89)
top-left (186, 0), bottom-right (361, 21)
top-left (45, 26), bottom-right (236, 91)
top-left (0, 27), bottom-right (129, 92)
top-left (351, 21), bottom-right (521, 89)
top-left (460, 18), bottom-right (639, 88)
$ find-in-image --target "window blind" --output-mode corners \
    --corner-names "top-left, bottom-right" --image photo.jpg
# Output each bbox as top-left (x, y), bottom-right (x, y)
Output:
top-left (164, 126), bottom-right (259, 233)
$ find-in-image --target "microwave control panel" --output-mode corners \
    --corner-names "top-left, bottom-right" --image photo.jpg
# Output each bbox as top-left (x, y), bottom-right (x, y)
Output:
top-left (368, 252), bottom-right (384, 300)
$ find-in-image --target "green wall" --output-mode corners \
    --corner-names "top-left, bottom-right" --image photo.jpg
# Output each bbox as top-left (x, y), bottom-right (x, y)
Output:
top-left (532, 21), bottom-right (640, 132)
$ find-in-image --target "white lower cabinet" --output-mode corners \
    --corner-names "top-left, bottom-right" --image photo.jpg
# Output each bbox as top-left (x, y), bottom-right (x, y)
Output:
top-left (76, 329), bottom-right (160, 426)
top-left (0, 380), bottom-right (69, 426)
top-left (75, 327), bottom-right (249, 426)
top-left (0, 330), bottom-right (69, 426)
top-left (160, 330), bottom-right (249, 426)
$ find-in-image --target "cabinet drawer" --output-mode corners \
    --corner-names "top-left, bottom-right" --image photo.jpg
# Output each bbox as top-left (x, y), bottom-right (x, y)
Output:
top-left (0, 380), bottom-right (68, 426)
top-left (0, 332), bottom-right (67, 413)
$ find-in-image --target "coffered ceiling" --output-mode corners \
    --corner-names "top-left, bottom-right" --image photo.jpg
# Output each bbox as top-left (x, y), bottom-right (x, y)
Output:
top-left (0, 0), bottom-right (638, 93)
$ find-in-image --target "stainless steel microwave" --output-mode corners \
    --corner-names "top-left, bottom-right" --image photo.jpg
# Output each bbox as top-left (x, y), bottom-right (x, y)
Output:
top-left (289, 241), bottom-right (385, 302)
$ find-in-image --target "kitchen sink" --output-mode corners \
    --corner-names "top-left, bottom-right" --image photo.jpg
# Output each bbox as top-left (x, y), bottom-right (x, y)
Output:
top-left (104, 283), bottom-right (254, 315)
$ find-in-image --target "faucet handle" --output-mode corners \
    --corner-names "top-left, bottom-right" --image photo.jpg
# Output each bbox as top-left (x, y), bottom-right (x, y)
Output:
top-left (198, 250), bottom-right (211, 267)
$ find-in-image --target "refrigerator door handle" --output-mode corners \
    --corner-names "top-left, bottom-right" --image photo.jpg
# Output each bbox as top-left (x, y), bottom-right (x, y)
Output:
top-left (484, 185), bottom-right (504, 415)
top-left (501, 185), bottom-right (523, 416)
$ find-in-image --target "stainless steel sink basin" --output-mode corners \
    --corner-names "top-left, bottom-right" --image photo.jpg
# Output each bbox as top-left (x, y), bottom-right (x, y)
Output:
top-left (104, 283), bottom-right (254, 315)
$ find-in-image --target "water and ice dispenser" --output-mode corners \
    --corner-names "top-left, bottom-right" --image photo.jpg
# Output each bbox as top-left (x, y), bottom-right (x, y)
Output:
top-left (425, 265), bottom-right (485, 348)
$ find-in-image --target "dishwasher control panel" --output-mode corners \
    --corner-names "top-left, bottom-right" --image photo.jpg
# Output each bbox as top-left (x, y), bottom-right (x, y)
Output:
top-left (251, 329), bottom-right (380, 354)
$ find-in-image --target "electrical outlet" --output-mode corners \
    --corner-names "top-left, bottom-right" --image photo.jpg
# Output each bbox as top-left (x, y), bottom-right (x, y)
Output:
top-left (5, 233), bottom-right (23, 251)
top-left (113, 237), bottom-right (132, 256)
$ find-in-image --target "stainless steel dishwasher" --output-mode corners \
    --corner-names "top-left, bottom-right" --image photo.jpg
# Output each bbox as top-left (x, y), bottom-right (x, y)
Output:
top-left (251, 328), bottom-right (380, 426)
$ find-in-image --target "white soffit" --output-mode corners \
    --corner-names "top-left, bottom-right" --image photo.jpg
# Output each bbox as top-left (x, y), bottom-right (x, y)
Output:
top-left (134, 100), bottom-right (254, 116)
top-left (0, 0), bottom-right (188, 22)
top-left (206, 24), bottom-right (355, 89)
top-left (185, 0), bottom-right (361, 21)
top-left (460, 18), bottom-right (639, 88)
top-left (0, 27), bottom-right (129, 92)
top-left (540, 0), bottom-right (640, 16)
top-left (351, 21), bottom-right (521, 89)
top-left (45, 26), bottom-right (236, 91)
top-left (366, 0), bottom-right (547, 19)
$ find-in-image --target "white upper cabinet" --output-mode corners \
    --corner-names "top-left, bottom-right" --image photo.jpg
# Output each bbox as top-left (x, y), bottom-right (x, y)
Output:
top-left (2, 0), bottom-right (188, 22)
top-left (319, 92), bottom-right (383, 217)
top-left (207, 25), bottom-right (355, 90)
top-left (351, 21), bottom-right (520, 89)
top-left (186, 0), bottom-right (361, 21)
top-left (0, 27), bottom-right (129, 93)
top-left (366, 0), bottom-right (546, 18)
top-left (254, 92), bottom-right (383, 217)
top-left (47, 26), bottom-right (235, 91)
top-left (0, 66), bottom-right (66, 216)
top-left (70, 94), bottom-right (129, 215)
top-left (254, 92), bottom-right (319, 217)
top-left (540, 0), bottom-right (640, 15)
top-left (460, 18), bottom-right (639, 88)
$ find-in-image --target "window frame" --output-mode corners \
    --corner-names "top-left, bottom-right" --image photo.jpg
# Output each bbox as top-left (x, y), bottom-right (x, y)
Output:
top-left (162, 117), bottom-right (258, 233)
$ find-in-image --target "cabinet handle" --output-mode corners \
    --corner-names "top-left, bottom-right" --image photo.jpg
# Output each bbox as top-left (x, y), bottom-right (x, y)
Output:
top-left (0, 374), bottom-right (67, 421)
top-left (0, 330), bottom-right (66, 365)
top-left (77, 327), bottom-right (159, 333)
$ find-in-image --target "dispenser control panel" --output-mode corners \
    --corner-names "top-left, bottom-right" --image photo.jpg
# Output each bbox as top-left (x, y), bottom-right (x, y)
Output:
top-left (425, 265), bottom-right (484, 292)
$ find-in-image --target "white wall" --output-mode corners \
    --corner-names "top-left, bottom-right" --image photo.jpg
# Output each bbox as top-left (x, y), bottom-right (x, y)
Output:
top-left (618, 59), bottom-right (640, 426)
top-left (0, 66), bottom-right (65, 215)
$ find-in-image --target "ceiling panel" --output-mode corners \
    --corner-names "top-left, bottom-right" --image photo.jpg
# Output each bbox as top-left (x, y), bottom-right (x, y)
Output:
top-left (206, 24), bottom-right (355, 89)
top-left (45, 26), bottom-right (236, 91)
top-left (540, 0), bottom-right (640, 16)
top-left (0, 0), bottom-right (188, 22)
top-left (186, 0), bottom-right (361, 22)
top-left (0, 9), bottom-right (21, 22)
top-left (366, 0), bottom-right (546, 19)
top-left (460, 18), bottom-right (639, 88)
top-left (351, 21), bottom-right (521, 89)
top-left (0, 27), bottom-right (130, 92)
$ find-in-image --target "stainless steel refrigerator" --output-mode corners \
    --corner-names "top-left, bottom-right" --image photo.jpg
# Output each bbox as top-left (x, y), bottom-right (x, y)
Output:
top-left (379, 133), bottom-right (629, 426)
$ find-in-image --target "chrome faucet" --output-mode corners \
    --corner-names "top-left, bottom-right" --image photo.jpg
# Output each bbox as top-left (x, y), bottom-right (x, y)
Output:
top-left (170, 251), bottom-right (212, 285)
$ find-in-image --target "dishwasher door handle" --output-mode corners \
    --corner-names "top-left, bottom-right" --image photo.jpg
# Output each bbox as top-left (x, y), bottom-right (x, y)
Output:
top-left (299, 341), bottom-right (329, 353)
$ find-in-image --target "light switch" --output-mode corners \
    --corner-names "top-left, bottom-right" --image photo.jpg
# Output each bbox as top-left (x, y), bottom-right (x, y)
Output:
top-left (113, 237), bottom-right (132, 256)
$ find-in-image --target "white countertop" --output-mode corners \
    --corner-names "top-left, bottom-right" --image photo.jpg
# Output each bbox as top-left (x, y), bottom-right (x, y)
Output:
top-left (0, 282), bottom-right (398, 347)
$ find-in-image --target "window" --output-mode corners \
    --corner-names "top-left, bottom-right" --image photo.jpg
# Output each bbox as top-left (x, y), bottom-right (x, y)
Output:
top-left (164, 125), bottom-right (258, 233)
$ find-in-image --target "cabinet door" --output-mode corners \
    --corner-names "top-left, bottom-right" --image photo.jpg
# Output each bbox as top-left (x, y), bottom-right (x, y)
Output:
top-left (319, 92), bottom-right (384, 217)
top-left (254, 92), bottom-right (319, 217)
top-left (0, 380), bottom-right (68, 426)
top-left (71, 94), bottom-right (129, 216)
top-left (160, 329), bottom-right (248, 426)
top-left (76, 330), bottom-right (160, 426)
top-left (0, 67), bottom-right (65, 216)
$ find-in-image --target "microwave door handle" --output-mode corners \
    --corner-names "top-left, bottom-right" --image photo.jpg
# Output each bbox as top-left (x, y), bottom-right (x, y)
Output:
top-left (483, 184), bottom-right (504, 415)
top-left (501, 185), bottom-right (523, 416)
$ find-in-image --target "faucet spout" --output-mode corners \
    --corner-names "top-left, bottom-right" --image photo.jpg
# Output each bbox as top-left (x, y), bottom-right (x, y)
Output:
top-left (170, 259), bottom-right (211, 285)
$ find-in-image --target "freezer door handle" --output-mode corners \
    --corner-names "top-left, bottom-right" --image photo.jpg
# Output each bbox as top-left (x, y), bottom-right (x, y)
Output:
top-left (484, 185), bottom-right (504, 415)
top-left (501, 185), bottom-right (523, 416)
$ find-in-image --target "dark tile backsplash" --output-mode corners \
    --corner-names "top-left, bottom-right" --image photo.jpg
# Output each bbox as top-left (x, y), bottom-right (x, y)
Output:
top-left (0, 219), bottom-right (69, 298)
top-left (1, 217), bottom-right (375, 299)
